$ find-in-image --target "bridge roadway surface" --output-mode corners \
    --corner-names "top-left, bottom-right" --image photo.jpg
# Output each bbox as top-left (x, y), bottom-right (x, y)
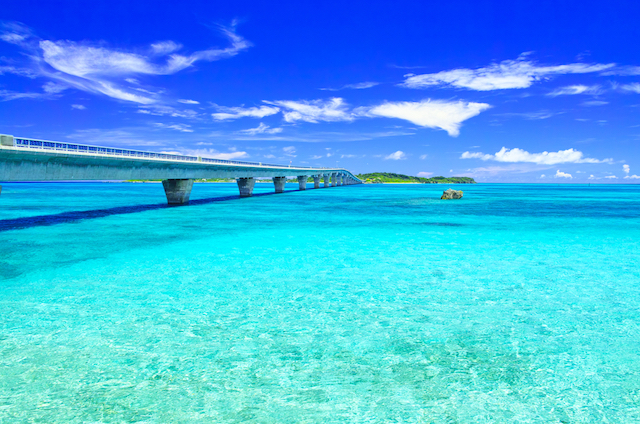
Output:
top-left (0, 134), bottom-right (362, 204)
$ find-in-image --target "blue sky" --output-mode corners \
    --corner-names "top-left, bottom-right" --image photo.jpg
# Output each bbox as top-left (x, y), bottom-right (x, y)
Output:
top-left (1, 0), bottom-right (639, 182)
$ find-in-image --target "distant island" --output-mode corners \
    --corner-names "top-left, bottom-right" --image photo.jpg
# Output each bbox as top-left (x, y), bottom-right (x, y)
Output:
top-left (357, 173), bottom-right (476, 184)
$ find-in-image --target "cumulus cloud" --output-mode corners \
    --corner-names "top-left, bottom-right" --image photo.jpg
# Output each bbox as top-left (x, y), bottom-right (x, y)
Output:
top-left (555, 170), bottom-right (572, 179)
top-left (547, 84), bottom-right (602, 96)
top-left (266, 98), bottom-right (354, 123)
top-left (401, 54), bottom-right (614, 91)
top-left (417, 171), bottom-right (433, 177)
top-left (71, 104), bottom-right (86, 110)
top-left (238, 123), bottom-right (283, 135)
top-left (588, 174), bottom-right (598, 180)
top-left (624, 164), bottom-right (630, 174)
top-left (460, 147), bottom-right (612, 165)
top-left (624, 175), bottom-right (640, 179)
top-left (604, 175), bottom-right (618, 179)
top-left (0, 21), bottom-right (250, 104)
top-left (212, 105), bottom-right (280, 120)
top-left (365, 99), bottom-right (490, 137)
top-left (384, 151), bottom-right (406, 160)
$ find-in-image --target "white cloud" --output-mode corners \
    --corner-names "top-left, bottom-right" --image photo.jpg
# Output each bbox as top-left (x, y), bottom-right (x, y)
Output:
top-left (384, 151), bottom-right (406, 160)
top-left (605, 175), bottom-right (618, 179)
top-left (0, 21), bottom-right (250, 104)
top-left (42, 81), bottom-right (68, 94)
top-left (320, 81), bottom-right (379, 91)
top-left (212, 105), bottom-right (280, 120)
top-left (621, 83), bottom-right (640, 93)
top-left (283, 146), bottom-right (296, 155)
top-left (71, 104), bottom-right (86, 110)
top-left (0, 89), bottom-right (51, 101)
top-left (417, 171), bottom-right (433, 177)
top-left (402, 55), bottom-right (614, 91)
top-left (266, 98), bottom-right (354, 123)
top-left (419, 154), bottom-right (428, 160)
top-left (555, 170), bottom-right (572, 179)
top-left (150, 41), bottom-right (182, 55)
top-left (540, 174), bottom-right (546, 178)
top-left (623, 164), bottom-right (630, 174)
top-left (310, 155), bottom-right (323, 159)
top-left (624, 175), bottom-right (640, 179)
top-left (238, 123), bottom-right (283, 135)
top-left (581, 100), bottom-right (608, 106)
top-left (500, 110), bottom-right (561, 120)
top-left (365, 99), bottom-right (490, 137)
top-left (461, 147), bottom-right (612, 165)
top-left (153, 122), bottom-right (193, 133)
top-left (547, 85), bottom-right (602, 96)
top-left (138, 104), bottom-right (199, 119)
top-left (178, 99), bottom-right (199, 104)
top-left (588, 175), bottom-right (598, 180)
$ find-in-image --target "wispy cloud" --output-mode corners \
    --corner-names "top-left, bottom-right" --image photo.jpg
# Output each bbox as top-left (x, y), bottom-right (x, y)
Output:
top-left (320, 81), bottom-right (379, 91)
top-left (71, 104), bottom-right (86, 110)
top-left (621, 83), bottom-right (640, 94)
top-left (237, 122), bottom-right (283, 135)
top-left (547, 84), bottom-right (602, 96)
top-left (0, 20), bottom-right (250, 104)
top-left (153, 122), bottom-right (193, 133)
top-left (178, 99), bottom-right (199, 104)
top-left (212, 105), bottom-right (280, 120)
top-left (417, 171), bottom-right (433, 177)
top-left (364, 99), bottom-right (490, 136)
top-left (401, 54), bottom-right (614, 91)
top-left (266, 98), bottom-right (354, 123)
top-left (461, 147), bottom-right (612, 165)
top-left (498, 110), bottom-right (562, 120)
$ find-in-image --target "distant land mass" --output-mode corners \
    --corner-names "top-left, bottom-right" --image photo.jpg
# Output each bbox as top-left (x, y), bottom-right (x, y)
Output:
top-left (357, 173), bottom-right (476, 184)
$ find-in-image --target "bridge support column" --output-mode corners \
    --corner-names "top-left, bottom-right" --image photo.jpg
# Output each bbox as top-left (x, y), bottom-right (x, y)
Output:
top-left (297, 175), bottom-right (307, 190)
top-left (313, 175), bottom-right (321, 189)
top-left (323, 174), bottom-right (330, 188)
top-left (0, 185), bottom-right (2, 196)
top-left (273, 176), bottom-right (287, 193)
top-left (237, 177), bottom-right (255, 197)
top-left (162, 179), bottom-right (194, 205)
top-left (331, 173), bottom-right (337, 187)
top-left (338, 174), bottom-right (344, 186)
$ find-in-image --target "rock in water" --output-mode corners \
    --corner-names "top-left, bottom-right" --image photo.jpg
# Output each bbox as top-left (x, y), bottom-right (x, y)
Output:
top-left (441, 189), bottom-right (463, 199)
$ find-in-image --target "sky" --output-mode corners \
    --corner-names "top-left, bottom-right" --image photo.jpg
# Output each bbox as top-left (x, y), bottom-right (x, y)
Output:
top-left (1, 0), bottom-right (639, 182)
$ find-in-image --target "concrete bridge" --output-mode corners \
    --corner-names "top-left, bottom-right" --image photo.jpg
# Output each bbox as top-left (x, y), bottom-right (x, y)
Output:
top-left (0, 134), bottom-right (362, 204)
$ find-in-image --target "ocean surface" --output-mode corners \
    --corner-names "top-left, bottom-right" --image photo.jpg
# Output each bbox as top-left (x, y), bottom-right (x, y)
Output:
top-left (0, 182), bottom-right (639, 423)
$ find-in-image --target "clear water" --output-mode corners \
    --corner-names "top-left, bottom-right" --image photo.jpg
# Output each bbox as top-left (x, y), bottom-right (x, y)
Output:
top-left (0, 182), bottom-right (639, 423)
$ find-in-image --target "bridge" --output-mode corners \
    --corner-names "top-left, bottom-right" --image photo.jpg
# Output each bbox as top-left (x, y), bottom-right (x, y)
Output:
top-left (0, 134), bottom-right (362, 204)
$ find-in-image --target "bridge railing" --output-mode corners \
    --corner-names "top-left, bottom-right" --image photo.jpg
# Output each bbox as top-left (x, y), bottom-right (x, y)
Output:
top-left (12, 137), bottom-right (334, 171)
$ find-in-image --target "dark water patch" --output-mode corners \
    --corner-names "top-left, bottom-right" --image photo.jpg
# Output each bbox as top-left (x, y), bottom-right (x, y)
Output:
top-left (0, 191), bottom-right (289, 233)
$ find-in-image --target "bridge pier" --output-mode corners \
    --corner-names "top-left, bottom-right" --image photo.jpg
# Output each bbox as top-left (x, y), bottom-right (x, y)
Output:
top-left (331, 173), bottom-right (337, 187)
top-left (237, 177), bottom-right (255, 197)
top-left (323, 174), bottom-right (330, 188)
top-left (0, 185), bottom-right (2, 196)
top-left (297, 175), bottom-right (307, 190)
top-left (337, 174), bottom-right (343, 186)
top-left (162, 179), bottom-right (194, 205)
top-left (313, 175), bottom-right (321, 189)
top-left (273, 176), bottom-right (287, 193)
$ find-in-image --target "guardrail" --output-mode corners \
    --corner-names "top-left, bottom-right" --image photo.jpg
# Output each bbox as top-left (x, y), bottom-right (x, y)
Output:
top-left (11, 137), bottom-right (329, 171)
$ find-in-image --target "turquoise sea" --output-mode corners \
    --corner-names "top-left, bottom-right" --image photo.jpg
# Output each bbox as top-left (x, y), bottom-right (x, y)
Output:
top-left (0, 182), bottom-right (639, 423)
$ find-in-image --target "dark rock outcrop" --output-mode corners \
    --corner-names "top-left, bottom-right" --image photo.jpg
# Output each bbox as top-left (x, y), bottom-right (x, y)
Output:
top-left (441, 189), bottom-right (463, 199)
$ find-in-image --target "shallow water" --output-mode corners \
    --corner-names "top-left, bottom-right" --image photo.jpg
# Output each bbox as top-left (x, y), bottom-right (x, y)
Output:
top-left (0, 182), bottom-right (639, 423)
